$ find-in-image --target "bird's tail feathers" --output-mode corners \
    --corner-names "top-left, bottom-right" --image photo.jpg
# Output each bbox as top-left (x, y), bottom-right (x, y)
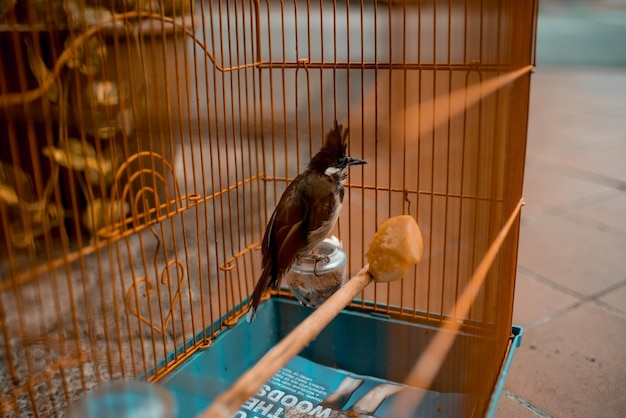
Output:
top-left (246, 268), bottom-right (272, 323)
top-left (245, 305), bottom-right (257, 323)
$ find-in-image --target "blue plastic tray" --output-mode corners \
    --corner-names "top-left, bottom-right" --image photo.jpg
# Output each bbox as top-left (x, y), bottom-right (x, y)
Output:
top-left (157, 297), bottom-right (522, 417)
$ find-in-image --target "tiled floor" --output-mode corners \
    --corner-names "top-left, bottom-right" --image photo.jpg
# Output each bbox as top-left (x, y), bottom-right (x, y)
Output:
top-left (495, 66), bottom-right (626, 417)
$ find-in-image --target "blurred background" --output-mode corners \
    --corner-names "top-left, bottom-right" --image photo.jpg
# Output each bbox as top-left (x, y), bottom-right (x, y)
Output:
top-left (496, 0), bottom-right (626, 417)
top-left (536, 0), bottom-right (626, 66)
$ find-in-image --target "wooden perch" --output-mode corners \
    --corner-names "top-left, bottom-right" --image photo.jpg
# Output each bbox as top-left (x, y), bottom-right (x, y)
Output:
top-left (197, 265), bottom-right (373, 418)
top-left (388, 198), bottom-right (524, 417)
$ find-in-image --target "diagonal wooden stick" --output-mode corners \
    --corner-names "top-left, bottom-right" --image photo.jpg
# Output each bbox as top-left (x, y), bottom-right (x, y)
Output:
top-left (388, 198), bottom-right (524, 417)
top-left (401, 65), bottom-right (534, 142)
top-left (197, 265), bottom-right (373, 418)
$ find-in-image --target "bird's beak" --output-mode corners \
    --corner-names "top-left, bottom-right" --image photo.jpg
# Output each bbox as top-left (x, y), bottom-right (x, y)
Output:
top-left (346, 157), bottom-right (367, 166)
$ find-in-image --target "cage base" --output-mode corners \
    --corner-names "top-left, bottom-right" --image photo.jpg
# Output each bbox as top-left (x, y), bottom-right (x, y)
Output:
top-left (157, 297), bottom-right (522, 418)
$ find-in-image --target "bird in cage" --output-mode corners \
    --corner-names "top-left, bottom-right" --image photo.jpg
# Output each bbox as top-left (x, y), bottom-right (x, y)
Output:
top-left (246, 120), bottom-right (367, 322)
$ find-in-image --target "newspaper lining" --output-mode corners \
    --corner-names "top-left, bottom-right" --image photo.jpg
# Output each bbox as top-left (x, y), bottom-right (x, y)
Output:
top-left (231, 355), bottom-right (467, 418)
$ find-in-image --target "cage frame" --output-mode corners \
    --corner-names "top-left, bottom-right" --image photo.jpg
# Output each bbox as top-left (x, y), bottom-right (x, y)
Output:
top-left (0, 1), bottom-right (538, 416)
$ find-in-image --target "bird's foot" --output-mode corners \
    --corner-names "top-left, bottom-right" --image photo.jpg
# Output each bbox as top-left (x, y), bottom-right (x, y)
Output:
top-left (299, 253), bottom-right (331, 277)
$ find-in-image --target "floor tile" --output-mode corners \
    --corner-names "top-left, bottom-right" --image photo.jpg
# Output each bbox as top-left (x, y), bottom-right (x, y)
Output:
top-left (512, 272), bottom-right (579, 328)
top-left (531, 67), bottom-right (626, 106)
top-left (597, 282), bottom-right (626, 315)
top-left (494, 393), bottom-right (538, 418)
top-left (524, 132), bottom-right (625, 169)
top-left (525, 67), bottom-right (626, 166)
top-left (518, 215), bottom-right (626, 297)
top-left (569, 191), bottom-right (626, 236)
top-left (521, 165), bottom-right (613, 215)
top-left (559, 144), bottom-right (626, 184)
top-left (505, 303), bottom-right (626, 418)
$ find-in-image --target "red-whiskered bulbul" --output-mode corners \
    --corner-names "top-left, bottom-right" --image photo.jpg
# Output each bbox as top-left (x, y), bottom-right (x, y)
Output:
top-left (246, 120), bottom-right (366, 322)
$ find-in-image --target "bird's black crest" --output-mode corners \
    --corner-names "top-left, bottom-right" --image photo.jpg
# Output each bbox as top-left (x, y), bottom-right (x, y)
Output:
top-left (323, 120), bottom-right (349, 155)
top-left (309, 120), bottom-right (349, 172)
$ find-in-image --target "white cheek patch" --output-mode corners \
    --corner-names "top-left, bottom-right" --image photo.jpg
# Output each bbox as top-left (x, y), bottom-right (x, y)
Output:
top-left (324, 166), bottom-right (342, 176)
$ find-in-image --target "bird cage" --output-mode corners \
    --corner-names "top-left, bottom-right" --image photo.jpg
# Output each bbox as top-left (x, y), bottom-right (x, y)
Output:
top-left (0, 1), bottom-right (537, 417)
